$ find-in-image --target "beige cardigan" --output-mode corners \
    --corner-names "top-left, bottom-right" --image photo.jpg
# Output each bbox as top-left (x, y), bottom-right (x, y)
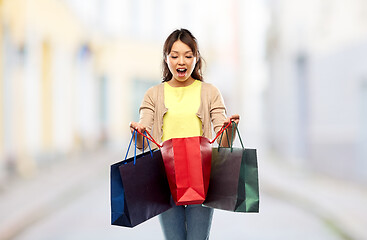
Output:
top-left (139, 82), bottom-right (227, 148)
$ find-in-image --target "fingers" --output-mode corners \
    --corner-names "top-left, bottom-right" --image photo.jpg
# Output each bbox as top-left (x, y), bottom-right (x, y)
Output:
top-left (230, 114), bottom-right (240, 120)
top-left (230, 114), bottom-right (240, 124)
top-left (129, 122), bottom-right (135, 133)
top-left (129, 122), bottom-right (146, 133)
top-left (223, 114), bottom-right (240, 128)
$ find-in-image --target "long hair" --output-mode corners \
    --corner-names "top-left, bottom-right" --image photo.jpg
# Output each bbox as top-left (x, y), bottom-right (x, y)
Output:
top-left (162, 29), bottom-right (204, 82)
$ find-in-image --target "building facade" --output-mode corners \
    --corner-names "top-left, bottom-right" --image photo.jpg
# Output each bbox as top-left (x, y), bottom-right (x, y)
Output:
top-left (266, 0), bottom-right (367, 181)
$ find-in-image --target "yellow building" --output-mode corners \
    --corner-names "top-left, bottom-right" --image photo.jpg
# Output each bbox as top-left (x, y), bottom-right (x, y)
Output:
top-left (0, 0), bottom-right (165, 180)
top-left (0, 0), bottom-right (4, 181)
top-left (1, 0), bottom-right (85, 177)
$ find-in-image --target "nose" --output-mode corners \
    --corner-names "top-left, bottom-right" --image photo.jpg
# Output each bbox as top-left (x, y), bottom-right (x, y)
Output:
top-left (178, 56), bottom-right (185, 65)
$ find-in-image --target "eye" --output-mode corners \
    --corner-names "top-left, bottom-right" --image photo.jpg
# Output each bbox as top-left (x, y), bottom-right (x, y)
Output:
top-left (186, 56), bottom-right (193, 59)
top-left (170, 56), bottom-right (178, 59)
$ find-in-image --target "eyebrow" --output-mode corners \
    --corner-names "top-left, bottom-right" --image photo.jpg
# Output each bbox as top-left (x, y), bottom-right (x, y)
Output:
top-left (170, 50), bottom-right (193, 54)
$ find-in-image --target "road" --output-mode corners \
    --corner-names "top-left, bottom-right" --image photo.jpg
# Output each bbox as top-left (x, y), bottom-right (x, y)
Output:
top-left (1, 148), bottom-right (366, 240)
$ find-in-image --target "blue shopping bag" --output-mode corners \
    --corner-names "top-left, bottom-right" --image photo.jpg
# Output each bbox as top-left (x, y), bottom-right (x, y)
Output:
top-left (110, 130), bottom-right (172, 227)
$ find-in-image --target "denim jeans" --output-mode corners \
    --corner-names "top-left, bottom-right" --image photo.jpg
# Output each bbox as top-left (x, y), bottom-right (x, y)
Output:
top-left (159, 204), bottom-right (214, 240)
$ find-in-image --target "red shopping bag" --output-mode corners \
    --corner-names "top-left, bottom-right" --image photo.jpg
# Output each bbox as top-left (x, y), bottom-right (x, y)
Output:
top-left (160, 136), bottom-right (212, 205)
top-left (137, 123), bottom-right (231, 206)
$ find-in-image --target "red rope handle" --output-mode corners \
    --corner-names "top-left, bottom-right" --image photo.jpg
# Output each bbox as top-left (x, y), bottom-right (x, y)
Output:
top-left (135, 129), bottom-right (163, 148)
top-left (135, 121), bottom-right (232, 147)
top-left (209, 121), bottom-right (232, 144)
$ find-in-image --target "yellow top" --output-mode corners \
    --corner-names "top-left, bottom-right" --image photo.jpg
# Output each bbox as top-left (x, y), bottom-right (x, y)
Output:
top-left (162, 80), bottom-right (203, 141)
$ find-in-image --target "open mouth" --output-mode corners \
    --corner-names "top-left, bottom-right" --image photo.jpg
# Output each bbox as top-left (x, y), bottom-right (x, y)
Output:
top-left (177, 68), bottom-right (187, 77)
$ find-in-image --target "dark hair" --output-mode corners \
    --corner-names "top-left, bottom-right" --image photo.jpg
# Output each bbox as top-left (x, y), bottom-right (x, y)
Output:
top-left (162, 28), bottom-right (204, 82)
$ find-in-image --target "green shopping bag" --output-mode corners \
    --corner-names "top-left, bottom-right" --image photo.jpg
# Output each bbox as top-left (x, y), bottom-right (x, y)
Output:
top-left (203, 122), bottom-right (259, 212)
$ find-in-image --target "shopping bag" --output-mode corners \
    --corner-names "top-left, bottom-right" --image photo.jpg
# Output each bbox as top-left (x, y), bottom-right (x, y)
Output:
top-left (110, 130), bottom-right (172, 227)
top-left (134, 123), bottom-right (232, 206)
top-left (203, 122), bottom-right (260, 212)
top-left (160, 136), bottom-right (212, 205)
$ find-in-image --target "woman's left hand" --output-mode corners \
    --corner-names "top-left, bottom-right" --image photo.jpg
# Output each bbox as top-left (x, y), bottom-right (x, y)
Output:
top-left (219, 114), bottom-right (240, 147)
top-left (223, 114), bottom-right (240, 128)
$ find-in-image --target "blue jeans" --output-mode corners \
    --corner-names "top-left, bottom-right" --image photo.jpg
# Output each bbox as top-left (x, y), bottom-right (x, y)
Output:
top-left (159, 204), bottom-right (214, 240)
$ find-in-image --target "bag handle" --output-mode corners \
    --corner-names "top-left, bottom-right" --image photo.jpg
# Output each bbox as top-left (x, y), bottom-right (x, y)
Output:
top-left (218, 124), bottom-right (232, 151)
top-left (124, 129), bottom-right (154, 165)
top-left (142, 131), bottom-right (153, 158)
top-left (217, 121), bottom-right (244, 152)
top-left (135, 129), bottom-right (163, 148)
top-left (209, 121), bottom-right (233, 144)
top-left (233, 121), bottom-right (245, 149)
top-left (133, 120), bottom-right (237, 147)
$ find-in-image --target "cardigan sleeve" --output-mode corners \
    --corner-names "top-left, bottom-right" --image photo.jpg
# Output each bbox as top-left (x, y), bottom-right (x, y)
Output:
top-left (139, 87), bottom-right (155, 135)
top-left (209, 84), bottom-right (227, 136)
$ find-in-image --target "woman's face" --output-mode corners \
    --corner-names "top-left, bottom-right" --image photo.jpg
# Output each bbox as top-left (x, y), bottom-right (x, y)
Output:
top-left (166, 40), bottom-right (197, 83)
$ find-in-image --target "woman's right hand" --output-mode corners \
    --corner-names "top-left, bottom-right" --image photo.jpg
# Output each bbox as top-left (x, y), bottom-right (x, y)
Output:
top-left (129, 121), bottom-right (146, 134)
top-left (129, 122), bottom-right (147, 149)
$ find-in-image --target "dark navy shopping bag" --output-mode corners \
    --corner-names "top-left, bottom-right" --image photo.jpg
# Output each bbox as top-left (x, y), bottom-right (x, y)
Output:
top-left (110, 130), bottom-right (171, 227)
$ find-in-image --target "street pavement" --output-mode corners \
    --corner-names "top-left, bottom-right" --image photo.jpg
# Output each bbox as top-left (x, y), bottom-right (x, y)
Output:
top-left (0, 147), bottom-right (366, 240)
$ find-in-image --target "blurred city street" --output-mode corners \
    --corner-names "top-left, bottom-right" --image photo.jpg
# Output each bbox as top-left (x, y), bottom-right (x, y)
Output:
top-left (1, 0), bottom-right (367, 239)
top-left (1, 147), bottom-right (366, 240)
